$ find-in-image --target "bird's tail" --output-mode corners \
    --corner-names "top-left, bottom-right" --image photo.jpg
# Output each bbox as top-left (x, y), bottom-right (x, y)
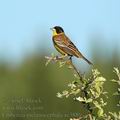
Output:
top-left (82, 56), bottom-right (93, 65)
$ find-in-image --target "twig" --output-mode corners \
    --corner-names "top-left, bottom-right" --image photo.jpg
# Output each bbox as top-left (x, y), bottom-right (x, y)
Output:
top-left (69, 57), bottom-right (93, 118)
top-left (88, 114), bottom-right (93, 120)
top-left (69, 57), bottom-right (84, 83)
top-left (45, 55), bottom-right (64, 61)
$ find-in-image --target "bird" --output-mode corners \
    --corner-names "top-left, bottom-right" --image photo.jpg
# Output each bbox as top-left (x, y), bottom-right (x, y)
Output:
top-left (50, 26), bottom-right (92, 65)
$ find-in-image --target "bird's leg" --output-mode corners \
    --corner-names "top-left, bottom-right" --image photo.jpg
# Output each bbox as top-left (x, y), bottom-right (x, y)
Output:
top-left (61, 54), bottom-right (68, 59)
top-left (56, 54), bottom-right (67, 60)
top-left (69, 56), bottom-right (72, 60)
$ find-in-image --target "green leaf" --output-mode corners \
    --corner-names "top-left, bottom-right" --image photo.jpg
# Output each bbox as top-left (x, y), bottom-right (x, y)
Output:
top-left (56, 92), bottom-right (63, 98)
top-left (97, 108), bottom-right (104, 117)
top-left (76, 97), bottom-right (85, 102)
top-left (73, 89), bottom-right (80, 95)
top-left (59, 61), bottom-right (66, 67)
top-left (86, 98), bottom-right (93, 103)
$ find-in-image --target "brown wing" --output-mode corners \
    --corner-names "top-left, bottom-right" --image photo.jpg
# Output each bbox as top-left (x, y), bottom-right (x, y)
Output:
top-left (64, 35), bottom-right (84, 58)
top-left (53, 34), bottom-right (83, 57)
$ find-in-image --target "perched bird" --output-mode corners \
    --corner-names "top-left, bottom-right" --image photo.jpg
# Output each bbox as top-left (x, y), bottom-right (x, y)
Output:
top-left (51, 26), bottom-right (92, 65)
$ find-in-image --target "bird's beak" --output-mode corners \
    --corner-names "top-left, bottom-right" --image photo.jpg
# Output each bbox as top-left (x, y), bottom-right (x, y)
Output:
top-left (50, 28), bottom-right (53, 31)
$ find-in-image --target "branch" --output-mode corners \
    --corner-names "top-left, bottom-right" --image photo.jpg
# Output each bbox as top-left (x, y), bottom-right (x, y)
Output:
top-left (69, 57), bottom-right (84, 83)
top-left (88, 114), bottom-right (93, 120)
top-left (45, 54), bottom-right (84, 83)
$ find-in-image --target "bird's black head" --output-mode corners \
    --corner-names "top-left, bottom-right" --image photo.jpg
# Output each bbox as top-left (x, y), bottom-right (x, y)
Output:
top-left (53, 26), bottom-right (64, 34)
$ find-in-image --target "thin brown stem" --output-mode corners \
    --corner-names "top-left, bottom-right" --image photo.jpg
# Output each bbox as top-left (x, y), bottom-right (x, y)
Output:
top-left (69, 58), bottom-right (84, 83)
top-left (88, 114), bottom-right (93, 120)
top-left (68, 58), bottom-right (93, 117)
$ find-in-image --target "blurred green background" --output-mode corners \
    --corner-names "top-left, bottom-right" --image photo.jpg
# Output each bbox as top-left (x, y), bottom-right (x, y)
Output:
top-left (0, 38), bottom-right (119, 120)
top-left (0, 0), bottom-right (120, 120)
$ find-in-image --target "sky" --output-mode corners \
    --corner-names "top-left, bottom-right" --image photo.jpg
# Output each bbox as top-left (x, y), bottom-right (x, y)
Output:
top-left (0, 0), bottom-right (120, 63)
